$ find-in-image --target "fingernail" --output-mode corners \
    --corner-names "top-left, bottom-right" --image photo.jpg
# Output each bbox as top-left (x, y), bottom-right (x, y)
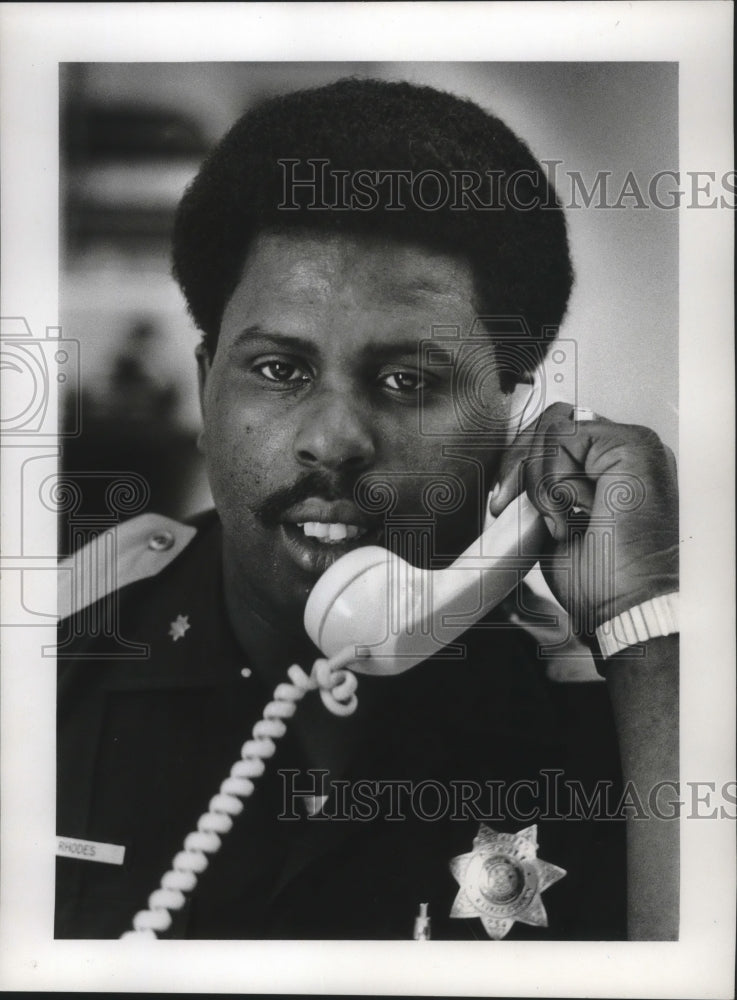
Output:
top-left (489, 482), bottom-right (501, 500)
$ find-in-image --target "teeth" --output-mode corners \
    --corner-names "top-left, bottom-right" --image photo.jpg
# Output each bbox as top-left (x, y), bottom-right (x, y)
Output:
top-left (302, 522), bottom-right (329, 539)
top-left (297, 522), bottom-right (364, 543)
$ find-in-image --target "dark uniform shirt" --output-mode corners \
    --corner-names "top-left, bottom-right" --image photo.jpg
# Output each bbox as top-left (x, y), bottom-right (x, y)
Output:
top-left (56, 510), bottom-right (626, 940)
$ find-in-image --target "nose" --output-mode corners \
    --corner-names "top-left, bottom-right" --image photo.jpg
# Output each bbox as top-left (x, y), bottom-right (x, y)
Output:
top-left (293, 390), bottom-right (376, 473)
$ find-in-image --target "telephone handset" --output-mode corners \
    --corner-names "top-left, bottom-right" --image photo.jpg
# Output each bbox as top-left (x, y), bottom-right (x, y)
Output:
top-left (304, 491), bottom-right (547, 676)
top-left (304, 375), bottom-right (547, 676)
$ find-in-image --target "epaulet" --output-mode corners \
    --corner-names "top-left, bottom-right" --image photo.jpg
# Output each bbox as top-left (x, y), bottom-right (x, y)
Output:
top-left (58, 512), bottom-right (197, 620)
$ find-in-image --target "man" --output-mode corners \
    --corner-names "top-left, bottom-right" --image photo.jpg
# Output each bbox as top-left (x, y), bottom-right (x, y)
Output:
top-left (56, 78), bottom-right (678, 941)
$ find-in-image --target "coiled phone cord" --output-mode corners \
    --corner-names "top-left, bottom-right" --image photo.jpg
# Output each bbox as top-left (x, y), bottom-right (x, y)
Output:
top-left (121, 648), bottom-right (361, 939)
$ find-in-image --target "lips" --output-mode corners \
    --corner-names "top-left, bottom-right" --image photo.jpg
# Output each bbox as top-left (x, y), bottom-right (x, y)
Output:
top-left (279, 498), bottom-right (382, 574)
top-left (281, 498), bottom-right (373, 528)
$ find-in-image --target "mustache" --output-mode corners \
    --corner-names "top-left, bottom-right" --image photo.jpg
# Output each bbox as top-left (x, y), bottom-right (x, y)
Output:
top-left (253, 470), bottom-right (368, 527)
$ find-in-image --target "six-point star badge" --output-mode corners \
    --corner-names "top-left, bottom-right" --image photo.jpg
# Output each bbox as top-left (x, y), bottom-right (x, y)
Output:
top-left (449, 824), bottom-right (566, 939)
top-left (168, 614), bottom-right (191, 642)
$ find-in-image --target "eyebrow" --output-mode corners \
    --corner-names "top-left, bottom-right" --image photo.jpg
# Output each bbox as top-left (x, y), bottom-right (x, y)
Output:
top-left (229, 325), bottom-right (426, 360)
top-left (229, 326), bottom-right (317, 357)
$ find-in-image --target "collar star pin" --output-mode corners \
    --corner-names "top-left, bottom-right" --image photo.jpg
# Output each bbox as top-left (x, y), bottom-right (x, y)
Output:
top-left (168, 614), bottom-right (190, 642)
top-left (449, 824), bottom-right (566, 940)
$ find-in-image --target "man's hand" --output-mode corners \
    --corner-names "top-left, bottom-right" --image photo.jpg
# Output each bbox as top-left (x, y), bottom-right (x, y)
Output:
top-left (489, 401), bottom-right (680, 940)
top-left (488, 401), bottom-right (678, 633)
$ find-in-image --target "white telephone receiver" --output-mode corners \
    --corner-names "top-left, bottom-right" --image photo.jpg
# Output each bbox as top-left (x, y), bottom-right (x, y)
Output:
top-left (304, 491), bottom-right (546, 676)
top-left (304, 377), bottom-right (546, 676)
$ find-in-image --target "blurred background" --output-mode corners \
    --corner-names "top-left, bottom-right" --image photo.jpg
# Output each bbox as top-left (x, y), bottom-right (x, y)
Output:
top-left (60, 62), bottom-right (678, 549)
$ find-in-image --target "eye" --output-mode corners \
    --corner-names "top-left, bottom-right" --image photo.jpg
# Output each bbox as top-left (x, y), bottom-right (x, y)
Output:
top-left (380, 370), bottom-right (425, 393)
top-left (253, 359), bottom-right (310, 385)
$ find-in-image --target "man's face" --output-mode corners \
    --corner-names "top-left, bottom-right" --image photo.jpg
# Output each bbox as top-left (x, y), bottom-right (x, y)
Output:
top-left (199, 230), bottom-right (511, 626)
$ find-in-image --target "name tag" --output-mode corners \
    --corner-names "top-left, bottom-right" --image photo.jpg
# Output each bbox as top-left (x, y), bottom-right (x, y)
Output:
top-left (56, 836), bottom-right (126, 866)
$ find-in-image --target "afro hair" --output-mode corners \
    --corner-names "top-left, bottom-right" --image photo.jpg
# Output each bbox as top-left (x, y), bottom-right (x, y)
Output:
top-left (172, 77), bottom-right (573, 370)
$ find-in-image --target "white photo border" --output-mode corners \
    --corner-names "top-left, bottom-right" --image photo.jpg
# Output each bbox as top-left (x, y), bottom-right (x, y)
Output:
top-left (0, 2), bottom-right (734, 996)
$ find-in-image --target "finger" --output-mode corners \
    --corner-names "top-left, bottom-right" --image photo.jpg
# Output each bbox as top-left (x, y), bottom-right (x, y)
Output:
top-left (489, 401), bottom-right (603, 518)
top-left (488, 401), bottom-right (574, 515)
top-left (523, 472), bottom-right (596, 540)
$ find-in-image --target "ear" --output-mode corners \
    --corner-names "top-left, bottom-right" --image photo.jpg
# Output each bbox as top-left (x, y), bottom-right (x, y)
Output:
top-left (195, 343), bottom-right (211, 452)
